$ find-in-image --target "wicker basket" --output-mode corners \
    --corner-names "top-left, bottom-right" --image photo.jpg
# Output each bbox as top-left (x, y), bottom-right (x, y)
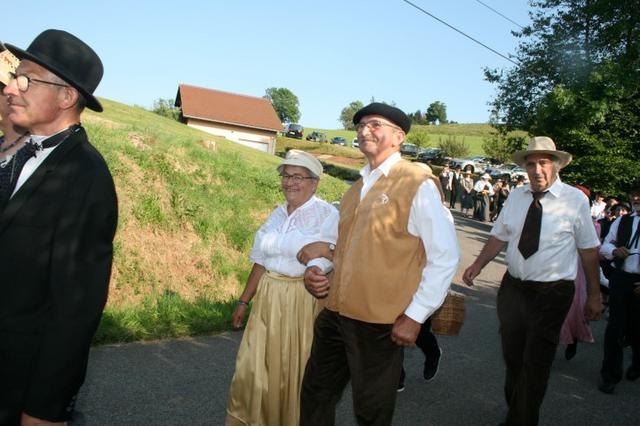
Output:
top-left (431, 291), bottom-right (465, 336)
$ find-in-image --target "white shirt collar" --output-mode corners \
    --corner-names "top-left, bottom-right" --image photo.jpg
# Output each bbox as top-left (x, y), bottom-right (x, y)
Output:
top-left (360, 152), bottom-right (402, 178)
top-left (282, 195), bottom-right (319, 215)
top-left (523, 176), bottom-right (563, 198)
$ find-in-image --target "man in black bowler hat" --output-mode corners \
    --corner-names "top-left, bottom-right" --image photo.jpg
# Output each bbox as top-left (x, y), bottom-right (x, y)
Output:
top-left (0, 30), bottom-right (117, 425)
top-left (301, 102), bottom-right (459, 424)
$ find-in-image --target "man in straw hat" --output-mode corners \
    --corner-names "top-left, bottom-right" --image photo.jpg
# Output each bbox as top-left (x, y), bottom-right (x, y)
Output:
top-left (300, 102), bottom-right (459, 424)
top-left (463, 136), bottom-right (602, 425)
top-left (598, 177), bottom-right (640, 394)
top-left (0, 30), bottom-right (117, 425)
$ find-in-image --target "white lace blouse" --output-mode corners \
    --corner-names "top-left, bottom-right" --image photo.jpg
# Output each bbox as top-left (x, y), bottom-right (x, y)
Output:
top-left (250, 195), bottom-right (339, 277)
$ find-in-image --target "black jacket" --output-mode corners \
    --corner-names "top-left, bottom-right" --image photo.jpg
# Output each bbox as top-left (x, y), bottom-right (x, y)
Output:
top-left (0, 127), bottom-right (117, 423)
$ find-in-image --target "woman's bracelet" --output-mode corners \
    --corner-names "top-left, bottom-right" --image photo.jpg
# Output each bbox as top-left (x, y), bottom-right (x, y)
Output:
top-left (237, 300), bottom-right (249, 307)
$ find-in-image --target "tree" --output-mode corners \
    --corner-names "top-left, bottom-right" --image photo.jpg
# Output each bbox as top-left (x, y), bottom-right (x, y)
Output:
top-left (264, 87), bottom-right (301, 123)
top-left (339, 101), bottom-right (364, 130)
top-left (482, 133), bottom-right (527, 164)
top-left (485, 0), bottom-right (640, 194)
top-left (426, 101), bottom-right (447, 124)
top-left (406, 129), bottom-right (430, 148)
top-left (151, 98), bottom-right (181, 121)
top-left (438, 135), bottom-right (469, 158)
top-left (410, 110), bottom-right (426, 125)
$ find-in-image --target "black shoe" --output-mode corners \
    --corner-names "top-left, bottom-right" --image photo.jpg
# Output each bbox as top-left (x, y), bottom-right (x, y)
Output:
top-left (564, 342), bottom-right (577, 360)
top-left (397, 368), bottom-right (405, 392)
top-left (423, 347), bottom-right (442, 382)
top-left (598, 380), bottom-right (616, 394)
top-left (626, 365), bottom-right (640, 381)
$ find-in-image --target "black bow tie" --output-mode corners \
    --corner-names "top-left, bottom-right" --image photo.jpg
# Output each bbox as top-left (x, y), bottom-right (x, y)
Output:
top-left (24, 124), bottom-right (81, 159)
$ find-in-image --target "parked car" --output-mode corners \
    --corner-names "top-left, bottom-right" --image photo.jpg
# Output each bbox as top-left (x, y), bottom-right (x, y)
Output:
top-left (471, 156), bottom-right (502, 172)
top-left (488, 163), bottom-right (528, 182)
top-left (306, 131), bottom-right (327, 143)
top-left (284, 123), bottom-right (304, 139)
top-left (330, 136), bottom-right (346, 146)
top-left (448, 157), bottom-right (477, 172)
top-left (352, 137), bottom-right (359, 148)
top-left (400, 143), bottom-right (419, 157)
top-left (449, 156), bottom-right (502, 173)
top-left (414, 148), bottom-right (449, 166)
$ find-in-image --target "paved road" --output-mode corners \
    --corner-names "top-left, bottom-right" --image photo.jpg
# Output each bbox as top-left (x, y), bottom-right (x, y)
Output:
top-left (73, 211), bottom-right (637, 425)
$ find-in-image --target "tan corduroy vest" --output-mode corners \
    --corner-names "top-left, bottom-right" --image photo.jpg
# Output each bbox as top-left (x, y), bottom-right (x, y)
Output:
top-left (325, 160), bottom-right (440, 324)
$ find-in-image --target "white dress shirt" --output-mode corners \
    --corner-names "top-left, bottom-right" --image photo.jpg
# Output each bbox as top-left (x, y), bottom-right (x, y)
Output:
top-left (314, 152), bottom-right (460, 323)
top-left (251, 195), bottom-right (339, 277)
top-left (11, 134), bottom-right (62, 198)
top-left (590, 200), bottom-right (606, 220)
top-left (491, 177), bottom-right (600, 282)
top-left (473, 179), bottom-right (494, 195)
top-left (600, 212), bottom-right (640, 274)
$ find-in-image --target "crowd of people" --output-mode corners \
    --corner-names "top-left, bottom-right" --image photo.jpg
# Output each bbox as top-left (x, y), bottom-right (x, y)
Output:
top-left (1, 30), bottom-right (637, 426)
top-left (439, 164), bottom-right (529, 223)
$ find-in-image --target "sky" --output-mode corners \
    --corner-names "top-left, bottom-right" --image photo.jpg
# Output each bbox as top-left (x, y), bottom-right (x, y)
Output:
top-left (3, 0), bottom-right (532, 129)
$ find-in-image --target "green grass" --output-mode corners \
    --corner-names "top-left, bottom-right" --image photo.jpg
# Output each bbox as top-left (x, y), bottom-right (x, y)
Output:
top-left (86, 98), bottom-right (348, 344)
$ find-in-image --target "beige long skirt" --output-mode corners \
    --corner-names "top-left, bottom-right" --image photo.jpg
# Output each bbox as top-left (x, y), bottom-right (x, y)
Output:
top-left (226, 271), bottom-right (318, 426)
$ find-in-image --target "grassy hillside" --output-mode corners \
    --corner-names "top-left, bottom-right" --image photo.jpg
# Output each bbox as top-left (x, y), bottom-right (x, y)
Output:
top-left (84, 99), bottom-right (348, 343)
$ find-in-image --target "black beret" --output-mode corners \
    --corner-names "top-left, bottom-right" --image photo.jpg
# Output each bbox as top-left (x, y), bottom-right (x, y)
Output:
top-left (353, 102), bottom-right (411, 134)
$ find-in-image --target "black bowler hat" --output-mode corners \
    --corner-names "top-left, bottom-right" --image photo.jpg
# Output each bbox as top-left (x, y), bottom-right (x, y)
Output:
top-left (353, 102), bottom-right (411, 134)
top-left (6, 29), bottom-right (104, 112)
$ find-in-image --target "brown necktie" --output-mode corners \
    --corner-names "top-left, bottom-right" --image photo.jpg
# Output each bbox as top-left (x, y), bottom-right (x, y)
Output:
top-left (518, 191), bottom-right (545, 259)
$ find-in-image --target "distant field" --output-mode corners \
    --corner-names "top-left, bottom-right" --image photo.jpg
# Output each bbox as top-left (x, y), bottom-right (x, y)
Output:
top-left (296, 123), bottom-right (504, 157)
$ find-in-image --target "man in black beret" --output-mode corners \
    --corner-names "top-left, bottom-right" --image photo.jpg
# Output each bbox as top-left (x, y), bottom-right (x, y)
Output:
top-left (1, 30), bottom-right (117, 425)
top-left (300, 102), bottom-right (459, 424)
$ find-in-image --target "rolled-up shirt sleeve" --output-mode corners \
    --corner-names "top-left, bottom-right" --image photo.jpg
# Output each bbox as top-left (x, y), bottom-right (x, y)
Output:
top-left (405, 179), bottom-right (460, 323)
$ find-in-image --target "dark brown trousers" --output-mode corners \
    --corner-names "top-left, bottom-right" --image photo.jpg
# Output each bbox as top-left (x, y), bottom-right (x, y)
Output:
top-left (300, 309), bottom-right (402, 426)
top-left (497, 272), bottom-right (574, 426)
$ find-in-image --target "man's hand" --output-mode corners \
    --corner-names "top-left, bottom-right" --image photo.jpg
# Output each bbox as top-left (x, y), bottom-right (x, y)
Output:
top-left (304, 266), bottom-right (330, 299)
top-left (585, 294), bottom-right (603, 321)
top-left (391, 314), bottom-right (421, 347)
top-left (21, 413), bottom-right (65, 426)
top-left (297, 242), bottom-right (332, 265)
top-left (462, 262), bottom-right (482, 286)
top-left (613, 247), bottom-right (630, 259)
top-left (231, 303), bottom-right (248, 329)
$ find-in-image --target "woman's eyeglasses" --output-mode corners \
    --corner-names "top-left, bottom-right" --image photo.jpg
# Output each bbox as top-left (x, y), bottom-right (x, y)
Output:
top-left (280, 174), bottom-right (316, 183)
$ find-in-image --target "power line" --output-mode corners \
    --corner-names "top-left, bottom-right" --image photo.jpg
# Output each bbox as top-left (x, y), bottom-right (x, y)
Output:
top-left (400, 0), bottom-right (519, 66)
top-left (475, 0), bottom-right (524, 29)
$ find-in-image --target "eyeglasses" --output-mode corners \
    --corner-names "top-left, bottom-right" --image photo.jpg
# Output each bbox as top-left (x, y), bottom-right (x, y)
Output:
top-left (355, 120), bottom-right (401, 132)
top-left (9, 72), bottom-right (70, 92)
top-left (280, 174), bottom-right (316, 183)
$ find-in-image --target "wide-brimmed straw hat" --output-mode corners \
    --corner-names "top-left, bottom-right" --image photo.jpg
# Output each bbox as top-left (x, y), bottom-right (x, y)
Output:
top-left (6, 29), bottom-right (104, 112)
top-left (512, 136), bottom-right (572, 168)
top-left (481, 173), bottom-right (491, 180)
top-left (277, 149), bottom-right (323, 178)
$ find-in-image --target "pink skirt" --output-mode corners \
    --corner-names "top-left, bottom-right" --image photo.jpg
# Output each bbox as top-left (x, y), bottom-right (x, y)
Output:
top-left (560, 258), bottom-right (594, 345)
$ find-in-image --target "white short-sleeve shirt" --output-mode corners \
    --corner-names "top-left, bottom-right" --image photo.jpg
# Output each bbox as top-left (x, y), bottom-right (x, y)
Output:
top-left (491, 178), bottom-right (600, 282)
